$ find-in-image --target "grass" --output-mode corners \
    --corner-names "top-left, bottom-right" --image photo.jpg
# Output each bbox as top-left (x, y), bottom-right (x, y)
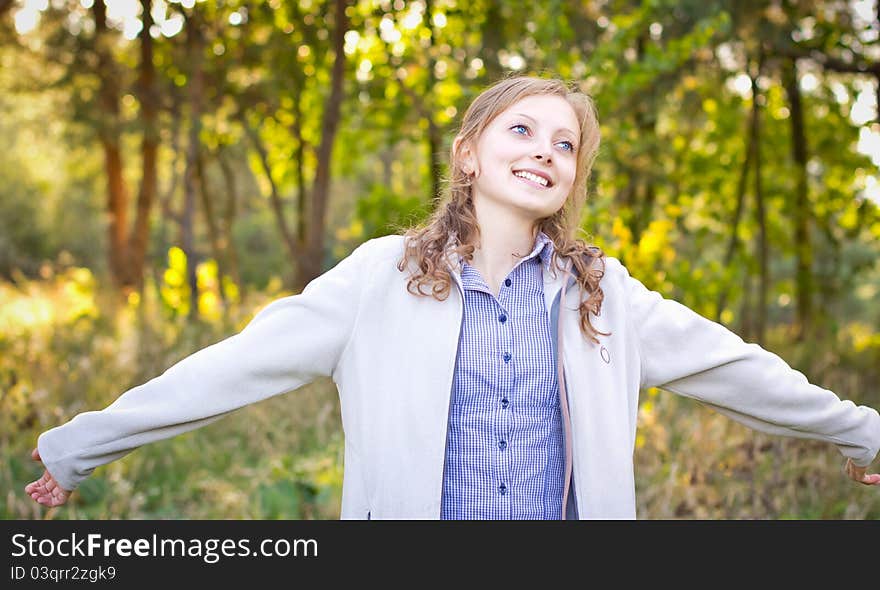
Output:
top-left (2, 266), bottom-right (878, 520)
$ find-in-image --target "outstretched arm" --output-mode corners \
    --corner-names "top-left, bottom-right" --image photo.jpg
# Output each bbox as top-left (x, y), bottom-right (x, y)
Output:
top-left (615, 258), bottom-right (880, 481)
top-left (28, 239), bottom-right (375, 500)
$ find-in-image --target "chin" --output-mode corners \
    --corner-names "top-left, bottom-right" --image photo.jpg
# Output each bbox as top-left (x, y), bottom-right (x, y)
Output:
top-left (512, 204), bottom-right (559, 223)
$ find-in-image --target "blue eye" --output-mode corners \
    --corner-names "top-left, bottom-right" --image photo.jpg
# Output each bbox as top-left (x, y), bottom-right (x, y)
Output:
top-left (511, 122), bottom-right (576, 153)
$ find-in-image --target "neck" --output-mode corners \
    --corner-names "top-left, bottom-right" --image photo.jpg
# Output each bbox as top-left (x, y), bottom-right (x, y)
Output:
top-left (469, 197), bottom-right (539, 286)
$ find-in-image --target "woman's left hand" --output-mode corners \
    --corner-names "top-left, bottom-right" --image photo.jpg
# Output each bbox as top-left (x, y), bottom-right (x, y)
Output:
top-left (844, 458), bottom-right (880, 485)
top-left (25, 448), bottom-right (71, 507)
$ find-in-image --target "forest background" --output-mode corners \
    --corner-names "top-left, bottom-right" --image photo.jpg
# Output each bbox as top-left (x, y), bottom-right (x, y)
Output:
top-left (2, 0), bottom-right (879, 519)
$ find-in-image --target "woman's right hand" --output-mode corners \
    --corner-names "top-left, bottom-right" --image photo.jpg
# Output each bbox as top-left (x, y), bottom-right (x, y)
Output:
top-left (25, 448), bottom-right (71, 507)
top-left (844, 457), bottom-right (880, 486)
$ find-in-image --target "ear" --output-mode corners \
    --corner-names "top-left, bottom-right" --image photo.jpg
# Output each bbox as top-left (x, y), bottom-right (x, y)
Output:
top-left (453, 136), bottom-right (476, 175)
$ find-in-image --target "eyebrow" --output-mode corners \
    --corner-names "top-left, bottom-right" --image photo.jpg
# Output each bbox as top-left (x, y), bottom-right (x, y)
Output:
top-left (511, 113), bottom-right (579, 139)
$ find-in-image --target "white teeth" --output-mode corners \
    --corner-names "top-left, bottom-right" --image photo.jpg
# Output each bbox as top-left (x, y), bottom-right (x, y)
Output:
top-left (513, 170), bottom-right (549, 187)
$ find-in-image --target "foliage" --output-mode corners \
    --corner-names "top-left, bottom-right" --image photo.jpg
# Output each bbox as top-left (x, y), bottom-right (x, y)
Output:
top-left (1, 263), bottom-right (342, 520)
top-left (2, 0), bottom-right (879, 519)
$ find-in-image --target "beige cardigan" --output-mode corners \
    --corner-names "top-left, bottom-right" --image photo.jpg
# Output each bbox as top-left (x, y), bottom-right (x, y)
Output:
top-left (37, 235), bottom-right (880, 518)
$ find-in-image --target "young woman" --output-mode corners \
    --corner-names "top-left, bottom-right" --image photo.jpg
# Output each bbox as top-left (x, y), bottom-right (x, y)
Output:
top-left (26, 75), bottom-right (880, 519)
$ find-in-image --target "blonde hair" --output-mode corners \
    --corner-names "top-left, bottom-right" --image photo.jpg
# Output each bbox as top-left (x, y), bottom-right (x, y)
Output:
top-left (396, 74), bottom-right (609, 344)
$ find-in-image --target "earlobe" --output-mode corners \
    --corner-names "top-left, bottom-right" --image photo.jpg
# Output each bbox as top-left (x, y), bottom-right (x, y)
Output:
top-left (463, 153), bottom-right (478, 177)
top-left (453, 136), bottom-right (476, 175)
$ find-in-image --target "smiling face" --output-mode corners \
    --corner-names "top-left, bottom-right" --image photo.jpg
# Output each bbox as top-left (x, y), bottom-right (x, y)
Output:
top-left (456, 94), bottom-right (581, 226)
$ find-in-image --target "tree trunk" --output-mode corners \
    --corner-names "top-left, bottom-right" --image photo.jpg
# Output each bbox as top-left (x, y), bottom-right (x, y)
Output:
top-left (182, 8), bottom-right (205, 320)
top-left (427, 98), bottom-right (442, 211)
top-left (630, 33), bottom-right (657, 243)
top-left (197, 150), bottom-right (228, 306)
top-left (480, 0), bottom-right (504, 82)
top-left (93, 0), bottom-right (130, 294)
top-left (783, 57), bottom-right (813, 341)
top-left (618, 169), bottom-right (638, 257)
top-left (128, 0), bottom-right (159, 295)
top-left (243, 118), bottom-right (301, 270)
top-left (291, 82), bottom-right (308, 253)
top-left (423, 0), bottom-right (442, 210)
top-left (750, 55), bottom-right (768, 346)
top-left (739, 267), bottom-right (753, 341)
top-left (0, 0), bottom-right (14, 19)
top-left (715, 98), bottom-right (755, 323)
top-left (296, 0), bottom-right (349, 288)
top-left (217, 148), bottom-right (243, 299)
top-left (157, 102), bottom-right (183, 251)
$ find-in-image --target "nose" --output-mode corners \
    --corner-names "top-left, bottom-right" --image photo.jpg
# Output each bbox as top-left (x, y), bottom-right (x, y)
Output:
top-left (534, 143), bottom-right (552, 164)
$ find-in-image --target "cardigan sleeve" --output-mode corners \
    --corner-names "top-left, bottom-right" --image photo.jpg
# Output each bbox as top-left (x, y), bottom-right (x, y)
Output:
top-left (36, 239), bottom-right (374, 492)
top-left (614, 257), bottom-right (880, 468)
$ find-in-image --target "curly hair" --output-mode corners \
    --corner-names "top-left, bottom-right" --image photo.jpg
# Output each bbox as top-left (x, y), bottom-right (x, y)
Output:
top-left (396, 74), bottom-right (609, 344)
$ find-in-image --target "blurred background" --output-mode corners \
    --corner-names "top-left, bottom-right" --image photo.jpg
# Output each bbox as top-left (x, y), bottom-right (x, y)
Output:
top-left (1, 0), bottom-right (879, 519)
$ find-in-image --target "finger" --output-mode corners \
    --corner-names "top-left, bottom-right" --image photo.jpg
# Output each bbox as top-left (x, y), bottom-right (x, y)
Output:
top-left (34, 489), bottom-right (64, 507)
top-left (44, 476), bottom-right (71, 498)
top-left (24, 481), bottom-right (45, 495)
top-left (47, 487), bottom-right (69, 506)
top-left (27, 472), bottom-right (53, 497)
top-left (31, 448), bottom-right (40, 462)
top-left (39, 496), bottom-right (58, 507)
top-left (861, 473), bottom-right (880, 486)
top-left (48, 483), bottom-right (65, 500)
top-left (845, 460), bottom-right (866, 482)
top-left (45, 478), bottom-right (70, 496)
top-left (27, 473), bottom-right (49, 494)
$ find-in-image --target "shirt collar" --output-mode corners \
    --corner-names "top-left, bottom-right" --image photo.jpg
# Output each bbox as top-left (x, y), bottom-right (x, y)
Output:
top-left (454, 231), bottom-right (555, 273)
top-left (532, 231), bottom-right (555, 272)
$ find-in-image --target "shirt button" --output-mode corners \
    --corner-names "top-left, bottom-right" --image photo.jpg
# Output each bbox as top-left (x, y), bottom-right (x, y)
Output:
top-left (498, 314), bottom-right (507, 323)
top-left (504, 278), bottom-right (511, 287)
top-left (498, 440), bottom-right (507, 451)
top-left (499, 483), bottom-right (507, 495)
top-left (503, 352), bottom-right (512, 363)
top-left (501, 398), bottom-right (509, 409)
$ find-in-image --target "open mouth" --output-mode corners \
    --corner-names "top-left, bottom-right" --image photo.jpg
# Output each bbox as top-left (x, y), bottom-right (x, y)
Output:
top-left (512, 169), bottom-right (553, 188)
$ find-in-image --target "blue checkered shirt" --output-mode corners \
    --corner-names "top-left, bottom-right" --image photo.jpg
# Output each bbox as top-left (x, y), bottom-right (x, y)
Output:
top-left (441, 232), bottom-right (564, 519)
